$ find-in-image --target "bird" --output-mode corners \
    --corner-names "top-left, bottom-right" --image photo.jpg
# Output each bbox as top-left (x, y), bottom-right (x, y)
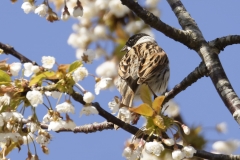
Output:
top-left (116, 33), bottom-right (170, 108)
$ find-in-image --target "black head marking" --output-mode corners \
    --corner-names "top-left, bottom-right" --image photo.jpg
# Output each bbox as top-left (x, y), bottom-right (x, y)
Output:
top-left (126, 33), bottom-right (150, 47)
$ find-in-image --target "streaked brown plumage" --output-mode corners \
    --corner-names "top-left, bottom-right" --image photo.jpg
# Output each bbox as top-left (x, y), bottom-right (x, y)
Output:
top-left (116, 33), bottom-right (170, 107)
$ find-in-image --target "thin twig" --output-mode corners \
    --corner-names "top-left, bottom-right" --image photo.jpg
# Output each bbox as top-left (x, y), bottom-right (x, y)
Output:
top-left (164, 62), bottom-right (208, 104)
top-left (0, 42), bottom-right (37, 65)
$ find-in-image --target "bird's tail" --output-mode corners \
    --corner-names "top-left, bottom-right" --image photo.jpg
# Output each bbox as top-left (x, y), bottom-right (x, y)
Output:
top-left (115, 77), bottom-right (135, 107)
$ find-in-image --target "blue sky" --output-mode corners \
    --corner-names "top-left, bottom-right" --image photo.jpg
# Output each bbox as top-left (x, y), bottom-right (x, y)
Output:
top-left (1, 0), bottom-right (240, 159)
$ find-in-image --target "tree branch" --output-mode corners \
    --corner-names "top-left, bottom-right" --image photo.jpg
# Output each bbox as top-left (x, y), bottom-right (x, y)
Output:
top-left (164, 62), bottom-right (208, 104)
top-left (120, 0), bottom-right (191, 47)
top-left (209, 35), bottom-right (240, 51)
top-left (22, 119), bottom-right (114, 133)
top-left (166, 0), bottom-right (240, 124)
top-left (0, 42), bottom-right (37, 65)
top-left (166, 0), bottom-right (205, 49)
top-left (199, 45), bottom-right (240, 115)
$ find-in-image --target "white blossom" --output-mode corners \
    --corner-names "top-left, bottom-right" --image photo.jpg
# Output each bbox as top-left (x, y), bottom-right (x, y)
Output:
top-left (21, 2), bottom-right (35, 14)
top-left (9, 133), bottom-right (23, 142)
top-left (146, 0), bottom-right (159, 7)
top-left (83, 92), bottom-right (95, 103)
top-left (95, 0), bottom-right (109, 10)
top-left (42, 113), bottom-right (51, 124)
top-left (95, 77), bottom-right (112, 95)
top-left (94, 25), bottom-right (107, 38)
top-left (48, 119), bottom-right (65, 131)
top-left (182, 124), bottom-right (190, 135)
top-left (118, 107), bottom-right (132, 123)
top-left (141, 146), bottom-right (161, 160)
top-left (212, 140), bottom-right (240, 154)
top-left (122, 146), bottom-right (141, 160)
top-left (1, 111), bottom-right (23, 122)
top-left (44, 91), bottom-right (52, 96)
top-left (96, 61), bottom-right (117, 78)
top-left (72, 5), bottom-right (83, 17)
top-left (41, 56), bottom-right (55, 69)
top-left (76, 49), bottom-right (96, 64)
top-left (182, 146), bottom-right (196, 158)
top-left (0, 133), bottom-right (22, 144)
top-left (162, 138), bottom-right (174, 146)
top-left (75, 27), bottom-right (95, 48)
top-left (108, 98), bottom-right (120, 114)
top-left (72, 67), bottom-right (88, 82)
top-left (12, 112), bottom-right (24, 121)
top-left (80, 106), bottom-right (98, 116)
top-left (52, 91), bottom-right (62, 99)
top-left (45, 91), bottom-right (61, 99)
top-left (145, 141), bottom-right (164, 156)
top-left (76, 35), bottom-right (91, 48)
top-left (27, 122), bottom-right (39, 133)
top-left (77, 17), bottom-right (90, 26)
top-left (35, 4), bottom-right (48, 17)
top-left (80, 2), bottom-right (96, 19)
top-left (56, 102), bottom-right (75, 114)
top-left (23, 63), bottom-right (40, 77)
top-left (26, 90), bottom-right (43, 107)
top-left (164, 100), bottom-right (180, 117)
top-left (32, 65), bottom-right (40, 73)
top-left (125, 21), bottom-right (144, 34)
top-left (109, 0), bottom-right (129, 18)
top-left (216, 122), bottom-right (227, 133)
top-left (6, 122), bottom-right (16, 131)
top-left (0, 93), bottom-right (11, 107)
top-left (9, 62), bottom-right (22, 76)
top-left (23, 132), bottom-right (35, 144)
top-left (23, 62), bottom-right (34, 77)
top-left (61, 10), bottom-right (70, 21)
top-left (36, 134), bottom-right (50, 146)
top-left (68, 33), bottom-right (79, 48)
top-left (62, 120), bottom-right (76, 130)
top-left (122, 147), bottom-right (132, 159)
top-left (172, 149), bottom-right (184, 160)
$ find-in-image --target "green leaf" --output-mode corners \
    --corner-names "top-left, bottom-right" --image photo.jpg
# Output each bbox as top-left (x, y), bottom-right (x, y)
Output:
top-left (139, 84), bottom-right (152, 106)
top-left (29, 71), bottom-right (55, 86)
top-left (129, 103), bottom-right (154, 117)
top-left (0, 70), bottom-right (11, 85)
top-left (68, 61), bottom-right (82, 73)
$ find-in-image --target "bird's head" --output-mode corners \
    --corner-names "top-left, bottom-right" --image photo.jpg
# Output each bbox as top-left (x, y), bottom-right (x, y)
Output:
top-left (121, 33), bottom-right (156, 52)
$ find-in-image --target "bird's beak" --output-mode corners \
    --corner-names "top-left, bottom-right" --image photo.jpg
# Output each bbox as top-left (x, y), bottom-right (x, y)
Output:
top-left (121, 45), bottom-right (128, 52)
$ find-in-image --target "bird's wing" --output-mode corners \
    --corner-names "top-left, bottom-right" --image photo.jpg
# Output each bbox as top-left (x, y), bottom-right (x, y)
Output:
top-left (137, 44), bottom-right (169, 84)
top-left (117, 50), bottom-right (140, 107)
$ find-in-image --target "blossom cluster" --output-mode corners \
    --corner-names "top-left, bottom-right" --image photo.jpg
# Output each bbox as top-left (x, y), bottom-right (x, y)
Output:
top-left (21, 0), bottom-right (84, 22)
top-left (122, 139), bottom-right (197, 160)
top-left (0, 109), bottom-right (52, 159)
top-left (0, 49), bottom-right (115, 158)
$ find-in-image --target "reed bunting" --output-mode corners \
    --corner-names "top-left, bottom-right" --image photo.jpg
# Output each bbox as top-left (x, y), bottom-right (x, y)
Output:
top-left (116, 33), bottom-right (170, 107)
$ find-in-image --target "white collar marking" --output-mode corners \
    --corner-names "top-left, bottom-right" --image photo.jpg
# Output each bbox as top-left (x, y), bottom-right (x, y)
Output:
top-left (134, 36), bottom-right (156, 46)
